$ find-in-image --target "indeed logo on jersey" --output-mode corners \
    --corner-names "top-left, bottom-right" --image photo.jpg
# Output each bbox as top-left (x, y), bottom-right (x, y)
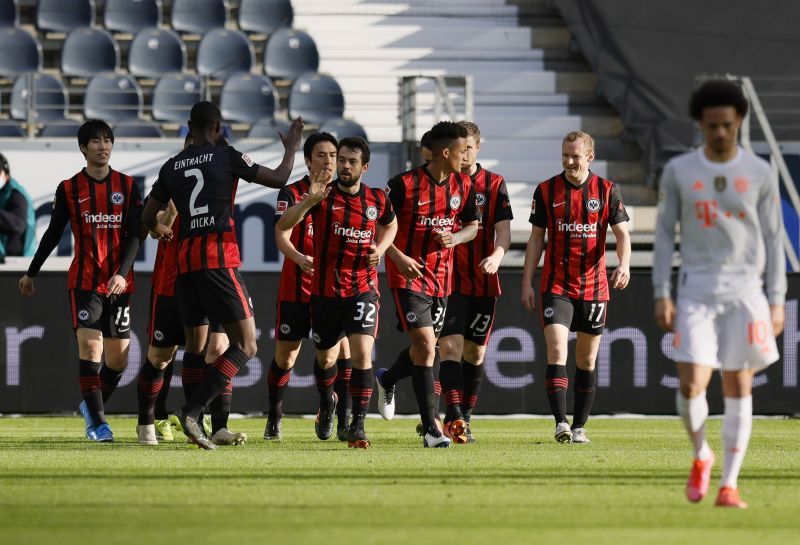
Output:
top-left (333, 223), bottom-right (372, 244)
top-left (556, 219), bottom-right (597, 238)
top-left (83, 211), bottom-right (122, 228)
top-left (418, 216), bottom-right (455, 231)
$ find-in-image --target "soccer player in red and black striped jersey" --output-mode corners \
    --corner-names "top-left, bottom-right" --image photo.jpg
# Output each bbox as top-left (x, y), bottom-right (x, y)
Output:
top-left (19, 119), bottom-right (142, 442)
top-left (142, 101), bottom-right (303, 449)
top-left (438, 121), bottom-right (513, 443)
top-left (374, 121), bottom-right (480, 448)
top-left (521, 131), bottom-right (631, 444)
top-left (265, 133), bottom-right (352, 442)
top-left (277, 137), bottom-right (397, 448)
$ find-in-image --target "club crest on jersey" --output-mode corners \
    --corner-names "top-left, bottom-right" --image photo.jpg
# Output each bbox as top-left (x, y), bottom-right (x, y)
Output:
top-left (313, 332), bottom-right (321, 343)
top-left (110, 192), bottom-right (124, 205)
top-left (450, 195), bottom-right (461, 209)
top-left (734, 177), bottom-right (749, 193)
top-left (586, 198), bottom-right (600, 212)
top-left (280, 323), bottom-right (291, 335)
top-left (544, 307), bottom-right (554, 319)
top-left (406, 311), bottom-right (418, 323)
top-left (714, 176), bottom-right (726, 192)
top-left (154, 330), bottom-right (164, 341)
top-left (366, 206), bottom-right (378, 221)
top-left (476, 194), bottom-right (486, 207)
top-left (78, 309), bottom-right (90, 321)
top-left (276, 201), bottom-right (288, 214)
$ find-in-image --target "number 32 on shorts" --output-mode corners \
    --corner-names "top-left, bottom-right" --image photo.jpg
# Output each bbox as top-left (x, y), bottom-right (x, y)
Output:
top-left (354, 301), bottom-right (377, 325)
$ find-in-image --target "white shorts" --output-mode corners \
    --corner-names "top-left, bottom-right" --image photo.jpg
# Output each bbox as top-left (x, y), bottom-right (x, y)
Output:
top-left (673, 291), bottom-right (779, 371)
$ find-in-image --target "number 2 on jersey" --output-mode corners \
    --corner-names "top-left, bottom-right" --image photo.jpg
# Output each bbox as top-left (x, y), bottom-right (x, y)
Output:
top-left (186, 168), bottom-right (208, 217)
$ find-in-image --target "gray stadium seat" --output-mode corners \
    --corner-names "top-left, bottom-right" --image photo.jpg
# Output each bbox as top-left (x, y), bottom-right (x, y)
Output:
top-left (36, 0), bottom-right (94, 33)
top-left (105, 0), bottom-right (162, 34)
top-left (61, 27), bottom-right (120, 78)
top-left (0, 28), bottom-right (42, 77)
top-left (114, 120), bottom-right (165, 138)
top-left (196, 29), bottom-right (254, 79)
top-left (11, 73), bottom-right (68, 122)
top-left (247, 118), bottom-right (291, 139)
top-left (152, 73), bottom-right (203, 122)
top-left (289, 73), bottom-right (345, 125)
top-left (84, 73), bottom-right (143, 123)
top-left (0, 122), bottom-right (24, 137)
top-left (221, 74), bottom-right (278, 124)
top-left (128, 28), bottom-right (186, 78)
top-left (39, 120), bottom-right (82, 137)
top-left (264, 28), bottom-right (319, 81)
top-left (238, 0), bottom-right (292, 35)
top-left (319, 118), bottom-right (369, 142)
top-left (0, 0), bottom-right (18, 27)
top-left (171, 0), bottom-right (226, 34)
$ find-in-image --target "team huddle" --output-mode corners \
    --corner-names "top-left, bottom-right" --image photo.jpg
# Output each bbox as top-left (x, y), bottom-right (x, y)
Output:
top-left (17, 81), bottom-right (785, 508)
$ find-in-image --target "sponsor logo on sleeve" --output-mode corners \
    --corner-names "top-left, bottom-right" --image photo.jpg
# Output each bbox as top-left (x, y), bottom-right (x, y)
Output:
top-left (276, 201), bottom-right (288, 214)
top-left (242, 153), bottom-right (254, 167)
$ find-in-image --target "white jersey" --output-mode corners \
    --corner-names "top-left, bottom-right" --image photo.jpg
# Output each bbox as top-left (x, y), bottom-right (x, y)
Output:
top-left (652, 147), bottom-right (786, 305)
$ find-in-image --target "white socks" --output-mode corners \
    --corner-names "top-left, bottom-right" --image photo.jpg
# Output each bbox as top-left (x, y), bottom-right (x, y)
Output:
top-left (676, 391), bottom-right (712, 460)
top-left (721, 396), bottom-right (753, 489)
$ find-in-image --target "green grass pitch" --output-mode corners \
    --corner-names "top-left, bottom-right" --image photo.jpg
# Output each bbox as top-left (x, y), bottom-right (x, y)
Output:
top-left (0, 417), bottom-right (798, 545)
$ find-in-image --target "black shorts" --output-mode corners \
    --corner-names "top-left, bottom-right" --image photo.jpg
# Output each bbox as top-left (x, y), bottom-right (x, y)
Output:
top-left (440, 292), bottom-right (497, 346)
top-left (392, 288), bottom-right (447, 336)
top-left (311, 289), bottom-right (380, 349)
top-left (69, 289), bottom-right (131, 339)
top-left (176, 267), bottom-right (254, 327)
top-left (275, 300), bottom-right (311, 342)
top-left (540, 293), bottom-right (607, 334)
top-left (147, 289), bottom-right (225, 347)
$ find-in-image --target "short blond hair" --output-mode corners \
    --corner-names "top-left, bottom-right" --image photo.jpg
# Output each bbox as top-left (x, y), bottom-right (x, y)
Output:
top-left (458, 120), bottom-right (481, 141)
top-left (563, 131), bottom-right (595, 154)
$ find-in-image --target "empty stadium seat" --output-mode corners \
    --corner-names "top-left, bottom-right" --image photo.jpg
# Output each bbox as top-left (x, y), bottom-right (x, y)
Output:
top-left (247, 118), bottom-right (290, 139)
top-left (105, 0), bottom-right (162, 34)
top-left (0, 0), bottom-right (18, 27)
top-left (128, 28), bottom-right (186, 78)
top-left (171, 0), bottom-right (226, 34)
top-left (114, 120), bottom-right (165, 138)
top-left (289, 73), bottom-right (344, 125)
top-left (238, 0), bottom-right (292, 35)
top-left (61, 27), bottom-right (120, 78)
top-left (0, 28), bottom-right (42, 77)
top-left (84, 73), bottom-right (143, 123)
top-left (11, 73), bottom-right (68, 122)
top-left (39, 119), bottom-right (82, 137)
top-left (196, 29), bottom-right (254, 79)
top-left (221, 74), bottom-right (277, 124)
top-left (152, 73), bottom-right (203, 122)
top-left (0, 121), bottom-right (24, 137)
top-left (36, 0), bottom-right (94, 33)
top-left (319, 118), bottom-right (369, 142)
top-left (264, 28), bottom-right (319, 81)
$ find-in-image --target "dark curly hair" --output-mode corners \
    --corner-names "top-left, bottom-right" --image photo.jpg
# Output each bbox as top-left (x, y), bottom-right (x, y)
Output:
top-left (689, 80), bottom-right (748, 121)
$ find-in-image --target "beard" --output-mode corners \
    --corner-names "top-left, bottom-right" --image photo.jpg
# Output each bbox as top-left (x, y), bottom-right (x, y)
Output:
top-left (338, 175), bottom-right (357, 187)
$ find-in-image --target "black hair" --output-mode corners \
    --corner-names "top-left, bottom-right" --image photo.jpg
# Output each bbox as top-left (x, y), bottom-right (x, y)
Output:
top-left (189, 101), bottom-right (222, 129)
top-left (77, 119), bottom-right (114, 149)
top-left (689, 80), bottom-right (748, 121)
top-left (420, 130), bottom-right (432, 150)
top-left (0, 152), bottom-right (9, 177)
top-left (338, 136), bottom-right (370, 164)
top-left (429, 121), bottom-right (467, 153)
top-left (303, 132), bottom-right (338, 159)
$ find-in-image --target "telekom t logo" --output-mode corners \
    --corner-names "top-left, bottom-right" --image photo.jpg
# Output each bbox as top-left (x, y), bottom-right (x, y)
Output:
top-left (695, 200), bottom-right (719, 228)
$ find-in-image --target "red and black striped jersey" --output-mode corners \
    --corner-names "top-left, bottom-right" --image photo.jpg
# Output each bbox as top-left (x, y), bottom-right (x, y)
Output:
top-left (306, 183), bottom-right (395, 298)
top-left (385, 166), bottom-right (479, 297)
top-left (529, 171), bottom-right (628, 301)
top-left (149, 144), bottom-right (259, 273)
top-left (453, 164), bottom-right (513, 297)
top-left (152, 218), bottom-right (180, 297)
top-left (274, 176), bottom-right (314, 302)
top-left (43, 168), bottom-right (142, 293)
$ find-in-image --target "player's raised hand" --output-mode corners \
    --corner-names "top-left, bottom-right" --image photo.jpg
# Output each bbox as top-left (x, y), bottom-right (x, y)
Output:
top-left (654, 297), bottom-right (676, 331)
top-left (391, 252), bottom-right (424, 280)
top-left (106, 274), bottom-right (127, 296)
top-left (610, 265), bottom-right (630, 290)
top-left (367, 243), bottom-right (381, 266)
top-left (307, 168), bottom-right (333, 204)
top-left (294, 254), bottom-right (314, 275)
top-left (150, 223), bottom-right (173, 241)
top-left (280, 117), bottom-right (304, 153)
top-left (19, 274), bottom-right (34, 296)
top-left (479, 254), bottom-right (502, 275)
top-left (521, 284), bottom-right (536, 312)
top-left (435, 230), bottom-right (455, 248)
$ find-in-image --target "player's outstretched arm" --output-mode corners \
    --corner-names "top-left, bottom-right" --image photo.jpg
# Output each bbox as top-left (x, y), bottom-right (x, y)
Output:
top-left (480, 219), bottom-right (511, 274)
top-left (275, 225), bottom-right (313, 275)
top-left (20, 183), bottom-right (70, 295)
top-left (276, 169), bottom-right (331, 231)
top-left (251, 117), bottom-right (305, 188)
top-left (521, 226), bottom-right (545, 311)
top-left (610, 220), bottom-right (631, 290)
top-left (141, 195), bottom-right (172, 241)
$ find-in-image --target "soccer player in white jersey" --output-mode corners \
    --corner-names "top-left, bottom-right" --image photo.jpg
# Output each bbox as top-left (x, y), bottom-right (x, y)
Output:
top-left (653, 80), bottom-right (786, 509)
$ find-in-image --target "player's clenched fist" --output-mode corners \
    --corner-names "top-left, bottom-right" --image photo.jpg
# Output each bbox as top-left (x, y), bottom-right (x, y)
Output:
top-left (19, 274), bottom-right (34, 296)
